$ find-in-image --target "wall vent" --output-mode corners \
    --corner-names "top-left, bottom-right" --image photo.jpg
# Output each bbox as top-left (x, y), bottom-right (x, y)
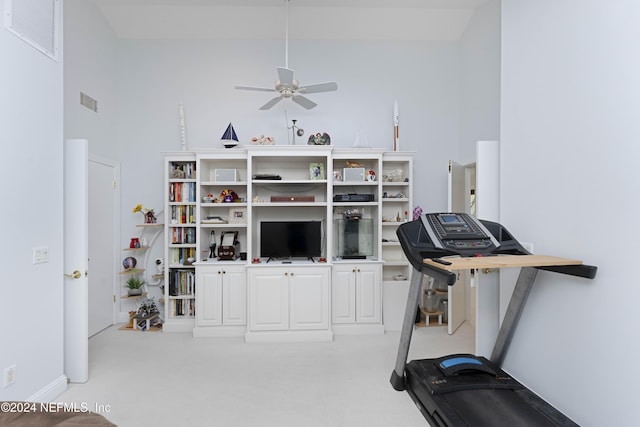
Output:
top-left (80, 92), bottom-right (98, 113)
top-left (4, 0), bottom-right (59, 61)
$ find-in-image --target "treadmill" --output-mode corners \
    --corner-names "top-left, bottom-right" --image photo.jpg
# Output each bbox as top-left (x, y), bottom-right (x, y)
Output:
top-left (390, 213), bottom-right (597, 427)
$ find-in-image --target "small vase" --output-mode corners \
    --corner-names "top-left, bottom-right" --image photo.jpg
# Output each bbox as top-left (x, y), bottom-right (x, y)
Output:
top-left (130, 238), bottom-right (140, 249)
top-left (127, 288), bottom-right (143, 297)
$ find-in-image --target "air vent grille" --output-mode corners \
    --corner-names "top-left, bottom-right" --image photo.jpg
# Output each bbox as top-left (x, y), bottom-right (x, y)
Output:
top-left (80, 92), bottom-right (98, 113)
top-left (4, 0), bottom-right (59, 61)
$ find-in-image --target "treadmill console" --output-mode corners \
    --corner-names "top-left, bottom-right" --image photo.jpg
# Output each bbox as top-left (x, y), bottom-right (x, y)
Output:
top-left (421, 213), bottom-right (500, 254)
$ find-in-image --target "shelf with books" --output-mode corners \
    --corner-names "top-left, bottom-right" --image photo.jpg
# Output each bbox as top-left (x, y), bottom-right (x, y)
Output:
top-left (164, 153), bottom-right (198, 331)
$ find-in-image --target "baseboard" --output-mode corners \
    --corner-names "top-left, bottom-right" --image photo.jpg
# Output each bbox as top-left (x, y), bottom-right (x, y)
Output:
top-left (26, 375), bottom-right (68, 402)
top-left (244, 330), bottom-right (333, 343)
top-left (162, 321), bottom-right (195, 333)
top-left (332, 323), bottom-right (384, 335)
top-left (192, 326), bottom-right (246, 338)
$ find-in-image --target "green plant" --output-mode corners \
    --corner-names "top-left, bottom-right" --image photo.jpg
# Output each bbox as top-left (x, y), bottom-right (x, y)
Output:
top-left (124, 276), bottom-right (146, 289)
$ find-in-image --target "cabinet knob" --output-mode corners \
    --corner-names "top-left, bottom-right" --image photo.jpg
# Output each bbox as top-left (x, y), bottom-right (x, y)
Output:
top-left (223, 271), bottom-right (226, 274)
top-left (285, 272), bottom-right (288, 276)
top-left (291, 272), bottom-right (294, 276)
top-left (218, 271), bottom-right (222, 274)
top-left (352, 269), bottom-right (356, 273)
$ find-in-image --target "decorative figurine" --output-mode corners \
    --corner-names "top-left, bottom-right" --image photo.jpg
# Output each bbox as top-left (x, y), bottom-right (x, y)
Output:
top-left (221, 123), bottom-right (239, 148)
top-left (171, 165), bottom-right (185, 179)
top-left (133, 204), bottom-right (156, 224)
top-left (308, 132), bottom-right (331, 145)
top-left (251, 135), bottom-right (276, 145)
top-left (220, 189), bottom-right (239, 203)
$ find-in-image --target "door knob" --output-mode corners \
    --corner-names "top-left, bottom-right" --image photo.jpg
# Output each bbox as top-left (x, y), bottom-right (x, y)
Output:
top-left (64, 270), bottom-right (82, 279)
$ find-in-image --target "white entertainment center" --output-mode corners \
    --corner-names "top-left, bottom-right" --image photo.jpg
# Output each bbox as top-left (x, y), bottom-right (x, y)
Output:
top-left (163, 146), bottom-right (413, 341)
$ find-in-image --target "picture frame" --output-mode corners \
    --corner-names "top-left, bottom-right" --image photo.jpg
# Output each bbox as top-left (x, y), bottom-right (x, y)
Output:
top-left (310, 162), bottom-right (325, 180)
top-left (228, 207), bottom-right (247, 224)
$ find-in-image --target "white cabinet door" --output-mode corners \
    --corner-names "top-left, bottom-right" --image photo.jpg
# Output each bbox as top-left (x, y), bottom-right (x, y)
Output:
top-left (355, 264), bottom-right (381, 324)
top-left (222, 266), bottom-right (246, 325)
top-left (332, 266), bottom-right (356, 323)
top-left (290, 267), bottom-right (330, 330)
top-left (196, 268), bottom-right (223, 327)
top-left (248, 268), bottom-right (289, 331)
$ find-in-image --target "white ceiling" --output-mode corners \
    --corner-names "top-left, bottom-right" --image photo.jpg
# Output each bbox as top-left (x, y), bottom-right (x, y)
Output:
top-left (90, 0), bottom-right (491, 40)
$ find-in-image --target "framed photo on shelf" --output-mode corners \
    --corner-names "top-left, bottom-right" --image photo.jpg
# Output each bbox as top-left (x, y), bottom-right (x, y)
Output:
top-left (310, 163), bottom-right (325, 180)
top-left (228, 207), bottom-right (247, 224)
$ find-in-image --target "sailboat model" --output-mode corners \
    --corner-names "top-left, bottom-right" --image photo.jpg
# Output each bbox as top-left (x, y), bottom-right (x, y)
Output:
top-left (221, 123), bottom-right (239, 148)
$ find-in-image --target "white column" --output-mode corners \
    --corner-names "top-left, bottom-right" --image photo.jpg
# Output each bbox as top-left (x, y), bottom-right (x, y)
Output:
top-left (474, 140), bottom-right (500, 357)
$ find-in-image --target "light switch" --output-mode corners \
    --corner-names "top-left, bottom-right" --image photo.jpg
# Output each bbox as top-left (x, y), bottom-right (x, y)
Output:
top-left (33, 247), bottom-right (49, 264)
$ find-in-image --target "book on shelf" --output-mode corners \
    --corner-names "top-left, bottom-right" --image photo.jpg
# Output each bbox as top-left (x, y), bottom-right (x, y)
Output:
top-left (169, 182), bottom-right (196, 203)
top-left (202, 216), bottom-right (227, 224)
top-left (168, 269), bottom-right (195, 296)
top-left (170, 227), bottom-right (196, 244)
top-left (170, 247), bottom-right (195, 265)
top-left (170, 205), bottom-right (195, 224)
top-left (171, 298), bottom-right (195, 317)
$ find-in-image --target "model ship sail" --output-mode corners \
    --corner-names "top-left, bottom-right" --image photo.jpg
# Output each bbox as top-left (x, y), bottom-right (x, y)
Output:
top-left (221, 122), bottom-right (239, 148)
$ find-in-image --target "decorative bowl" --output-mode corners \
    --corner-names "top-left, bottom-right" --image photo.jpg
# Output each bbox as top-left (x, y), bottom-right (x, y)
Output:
top-left (123, 257), bottom-right (137, 270)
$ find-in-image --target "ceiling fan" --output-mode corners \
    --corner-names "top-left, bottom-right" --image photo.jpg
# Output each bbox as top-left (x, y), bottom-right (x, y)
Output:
top-left (234, 0), bottom-right (338, 110)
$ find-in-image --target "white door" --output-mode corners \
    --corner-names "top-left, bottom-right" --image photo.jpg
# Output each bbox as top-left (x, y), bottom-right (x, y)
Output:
top-left (290, 268), bottom-right (329, 330)
top-left (222, 267), bottom-right (247, 325)
top-left (355, 265), bottom-right (381, 324)
top-left (331, 266), bottom-right (356, 324)
top-left (248, 268), bottom-right (289, 331)
top-left (196, 269), bottom-right (223, 326)
top-left (88, 156), bottom-right (118, 336)
top-left (447, 160), bottom-right (467, 334)
top-left (448, 160), bottom-right (466, 213)
top-left (64, 139), bottom-right (89, 383)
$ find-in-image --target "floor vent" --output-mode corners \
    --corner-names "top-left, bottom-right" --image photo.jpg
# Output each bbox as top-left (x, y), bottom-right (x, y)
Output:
top-left (80, 92), bottom-right (98, 113)
top-left (4, 0), bottom-right (59, 61)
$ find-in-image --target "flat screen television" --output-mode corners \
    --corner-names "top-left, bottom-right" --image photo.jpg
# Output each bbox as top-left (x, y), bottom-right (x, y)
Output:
top-left (260, 221), bottom-right (322, 261)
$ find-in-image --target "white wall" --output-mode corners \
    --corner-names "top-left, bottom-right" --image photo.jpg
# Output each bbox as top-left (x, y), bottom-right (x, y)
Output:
top-left (0, 0), bottom-right (498, 400)
top-left (0, 6), bottom-right (65, 400)
top-left (65, 1), bottom-right (501, 323)
top-left (113, 38), bottom-right (461, 280)
top-left (64, 0), bottom-right (119, 160)
top-left (501, 1), bottom-right (640, 425)
top-left (459, 0), bottom-right (501, 164)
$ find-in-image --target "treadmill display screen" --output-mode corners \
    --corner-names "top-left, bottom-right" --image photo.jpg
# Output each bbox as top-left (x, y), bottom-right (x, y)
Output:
top-left (422, 212), bottom-right (501, 254)
top-left (439, 214), bottom-right (464, 224)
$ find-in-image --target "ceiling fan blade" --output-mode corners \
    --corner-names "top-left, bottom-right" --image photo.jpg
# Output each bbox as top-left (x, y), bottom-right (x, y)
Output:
top-left (277, 67), bottom-right (295, 87)
top-left (259, 96), bottom-right (283, 110)
top-left (235, 85), bottom-right (277, 93)
top-left (297, 82), bottom-right (338, 94)
top-left (291, 95), bottom-right (317, 110)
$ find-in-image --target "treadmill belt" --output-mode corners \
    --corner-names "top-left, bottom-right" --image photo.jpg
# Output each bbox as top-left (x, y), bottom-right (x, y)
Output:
top-left (405, 356), bottom-right (579, 427)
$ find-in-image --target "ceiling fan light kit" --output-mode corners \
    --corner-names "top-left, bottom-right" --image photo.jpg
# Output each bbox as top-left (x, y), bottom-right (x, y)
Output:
top-left (235, 0), bottom-right (338, 110)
